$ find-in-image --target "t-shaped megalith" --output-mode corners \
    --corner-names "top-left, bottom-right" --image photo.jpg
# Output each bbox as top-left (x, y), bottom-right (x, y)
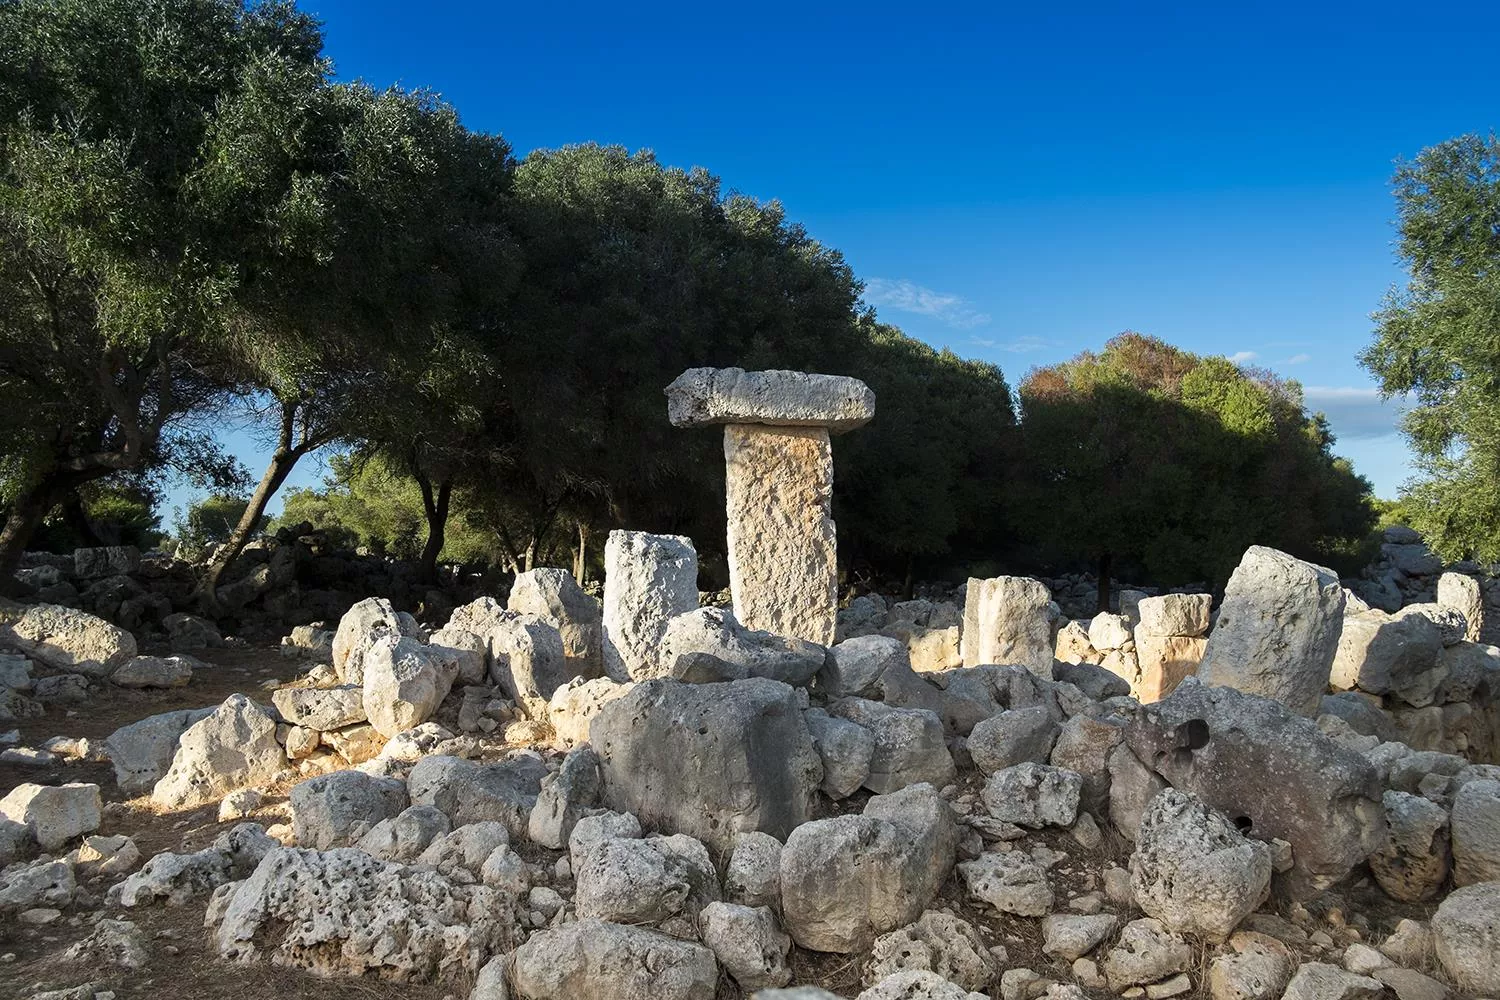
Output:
top-left (666, 367), bottom-right (875, 645)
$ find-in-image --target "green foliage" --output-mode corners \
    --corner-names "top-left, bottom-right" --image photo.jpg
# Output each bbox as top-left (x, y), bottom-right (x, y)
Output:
top-left (1362, 133), bottom-right (1500, 562)
top-left (1019, 333), bottom-right (1376, 588)
top-left (30, 481), bottom-right (164, 552)
top-left (171, 494), bottom-right (255, 560)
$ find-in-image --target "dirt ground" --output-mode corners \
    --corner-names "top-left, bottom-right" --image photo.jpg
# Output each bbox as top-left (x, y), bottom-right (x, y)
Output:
top-left (0, 642), bottom-right (1454, 1000)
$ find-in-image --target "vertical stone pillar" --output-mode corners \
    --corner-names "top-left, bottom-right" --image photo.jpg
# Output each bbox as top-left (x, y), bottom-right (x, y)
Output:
top-left (960, 575), bottom-right (1058, 676)
top-left (601, 530), bottom-right (698, 681)
top-left (666, 367), bottom-right (875, 645)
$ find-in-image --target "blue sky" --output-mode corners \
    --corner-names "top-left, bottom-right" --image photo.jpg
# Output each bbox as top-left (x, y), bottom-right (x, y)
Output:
top-left (178, 0), bottom-right (1500, 518)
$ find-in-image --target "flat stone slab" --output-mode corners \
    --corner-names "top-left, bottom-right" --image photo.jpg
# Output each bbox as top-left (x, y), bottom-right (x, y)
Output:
top-left (666, 367), bottom-right (874, 433)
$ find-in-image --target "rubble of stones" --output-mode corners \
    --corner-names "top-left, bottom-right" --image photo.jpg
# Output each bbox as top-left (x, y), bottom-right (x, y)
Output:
top-left (0, 369), bottom-right (1496, 1000)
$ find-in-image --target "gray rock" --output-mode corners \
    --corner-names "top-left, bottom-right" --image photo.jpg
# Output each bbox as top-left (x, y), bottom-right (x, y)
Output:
top-left (662, 606), bottom-right (825, 686)
top-left (1330, 609), bottom-right (1443, 705)
top-left (779, 815), bottom-right (922, 953)
top-left (803, 708), bottom-right (875, 799)
top-left (957, 850), bottom-right (1052, 917)
top-left (665, 366), bottom-right (875, 432)
top-left (857, 970), bottom-right (989, 1000)
top-left (355, 805), bottom-right (451, 862)
top-left (361, 635), bottom-right (457, 737)
top-left (700, 902), bottom-right (792, 990)
top-left (163, 612), bottom-right (223, 651)
top-left (485, 611), bottom-right (570, 715)
top-left (112, 847), bottom-right (231, 907)
top-left (0, 858), bottom-right (75, 912)
top-left (1102, 918), bottom-right (1193, 990)
top-left (573, 833), bottom-right (718, 928)
top-left (602, 530), bottom-right (699, 681)
top-left (290, 771), bottom-right (408, 849)
top-left (508, 566), bottom-right (604, 677)
top-left (822, 634), bottom-right (911, 698)
top-left (1197, 546), bottom-right (1345, 716)
top-left (1281, 963), bottom-right (1384, 1000)
top-left (863, 783), bottom-right (957, 907)
top-left (1136, 594), bottom-right (1213, 637)
top-left (961, 575), bottom-right (1058, 676)
top-left (1451, 779), bottom-right (1500, 885)
top-left (1208, 931), bottom-right (1294, 1000)
top-left (1432, 882), bottom-right (1500, 996)
top-left (0, 782), bottom-right (100, 850)
top-left (4, 603), bottom-right (136, 677)
top-left (151, 695), bottom-right (286, 809)
top-left (1318, 693), bottom-right (1398, 743)
top-left (830, 697), bottom-right (955, 794)
top-left (331, 596), bottom-right (425, 685)
top-left (726, 831), bottom-right (783, 908)
top-left (1124, 679), bottom-right (1384, 899)
top-left (73, 545), bottom-right (140, 578)
top-left (408, 754), bottom-right (545, 838)
top-left (969, 705), bottom-right (1060, 774)
top-left (1042, 913), bottom-right (1119, 961)
top-left (110, 654), bottom-right (196, 688)
top-left (510, 918), bottom-right (718, 1000)
top-left (981, 763), bottom-right (1081, 828)
top-left (103, 707), bottom-right (215, 795)
top-left (863, 910), bottom-right (995, 992)
top-left (271, 684), bottom-right (367, 730)
top-left (591, 677), bottom-right (822, 851)
top-left (1369, 791), bottom-right (1450, 902)
top-left (527, 744), bottom-right (601, 849)
top-left (1129, 788), bottom-right (1273, 941)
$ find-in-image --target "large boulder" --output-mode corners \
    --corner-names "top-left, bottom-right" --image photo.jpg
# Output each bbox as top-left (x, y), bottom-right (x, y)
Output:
top-left (510, 918), bottom-right (718, 1000)
top-left (361, 635), bottom-right (456, 738)
top-left (0, 782), bottom-right (100, 850)
top-left (73, 545), bottom-right (140, 578)
top-left (1330, 609), bottom-right (1444, 705)
top-left (4, 603), bottom-right (136, 678)
top-left (601, 530), bottom-right (699, 681)
top-left (1437, 572), bottom-right (1484, 642)
top-left (981, 762), bottom-right (1081, 829)
top-left (960, 576), bottom-right (1057, 676)
top-left (331, 597), bottom-right (424, 685)
top-left (103, 706), bottom-right (216, 795)
top-left (1197, 546), bottom-right (1345, 716)
top-left (1452, 779), bottom-right (1500, 885)
top-left (407, 754), bottom-right (545, 838)
top-left (590, 677), bottom-right (822, 851)
top-left (1124, 680), bottom-right (1384, 899)
top-left (1129, 788), bottom-right (1273, 941)
top-left (1432, 881), bottom-right (1500, 996)
top-left (151, 695), bottom-right (286, 810)
top-left (700, 901), bottom-right (792, 991)
top-left (212, 847), bottom-right (507, 981)
top-left (290, 771), bottom-right (409, 849)
top-left (779, 816), bottom-right (923, 953)
top-left (661, 606), bottom-right (825, 686)
top-left (508, 567), bottom-right (605, 677)
top-left (486, 612), bottom-right (570, 715)
top-left (110, 654), bottom-right (196, 689)
top-left (828, 698), bottom-right (955, 793)
top-left (573, 833), bottom-right (719, 930)
top-left (272, 684), bottom-right (367, 731)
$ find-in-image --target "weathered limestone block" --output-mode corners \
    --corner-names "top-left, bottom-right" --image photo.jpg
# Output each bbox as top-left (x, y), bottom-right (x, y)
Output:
top-left (590, 677), bottom-right (822, 851)
top-left (1432, 882), bottom-right (1500, 996)
top-left (666, 366), bottom-right (875, 433)
top-left (1437, 572), bottom-right (1484, 643)
top-left (1330, 609), bottom-right (1443, 704)
top-left (961, 576), bottom-right (1056, 676)
top-left (0, 782), bottom-right (100, 850)
top-left (1132, 631), bottom-right (1206, 703)
top-left (511, 918), bottom-right (719, 1000)
top-left (661, 606), bottom-right (825, 686)
top-left (4, 603), bottom-right (136, 678)
top-left (508, 566), bottom-right (604, 676)
top-left (1137, 594), bottom-right (1213, 637)
top-left (724, 423), bottom-right (838, 645)
top-left (151, 694), bottom-right (286, 810)
top-left (602, 530), bottom-right (699, 681)
top-left (1197, 546), bottom-right (1345, 716)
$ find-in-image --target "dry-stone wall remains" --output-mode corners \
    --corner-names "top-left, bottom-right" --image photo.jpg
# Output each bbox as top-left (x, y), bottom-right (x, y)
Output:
top-left (3, 369), bottom-right (1500, 1000)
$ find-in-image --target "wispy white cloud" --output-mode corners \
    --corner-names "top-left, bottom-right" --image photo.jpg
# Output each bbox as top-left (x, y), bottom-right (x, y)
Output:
top-left (1228, 351), bottom-right (1258, 364)
top-left (865, 278), bottom-right (991, 330)
top-left (1303, 386), bottom-right (1411, 440)
top-left (1282, 353), bottom-right (1312, 365)
top-left (994, 335), bottom-right (1057, 353)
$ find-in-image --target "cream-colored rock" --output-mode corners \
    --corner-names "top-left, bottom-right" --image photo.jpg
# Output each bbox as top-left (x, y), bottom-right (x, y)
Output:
top-left (5, 604), bottom-right (136, 678)
top-left (961, 576), bottom-right (1057, 676)
top-left (724, 423), bottom-right (838, 645)
top-left (601, 530), bottom-right (699, 681)
top-left (1437, 572), bottom-right (1484, 643)
top-left (151, 695), bottom-right (286, 810)
top-left (1133, 632), bottom-right (1206, 702)
top-left (1136, 594), bottom-right (1213, 638)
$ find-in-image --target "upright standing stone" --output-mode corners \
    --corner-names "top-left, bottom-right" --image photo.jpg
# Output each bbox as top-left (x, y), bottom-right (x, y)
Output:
top-left (1437, 572), bottom-right (1484, 643)
top-left (602, 531), bottom-right (698, 681)
top-left (1197, 546), bottom-right (1345, 717)
top-left (961, 576), bottom-right (1057, 676)
top-left (666, 367), bottom-right (875, 645)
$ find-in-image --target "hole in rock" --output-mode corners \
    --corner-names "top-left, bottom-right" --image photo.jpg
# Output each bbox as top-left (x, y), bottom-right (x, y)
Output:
top-left (1178, 718), bottom-right (1210, 750)
top-left (1233, 815), bottom-right (1253, 832)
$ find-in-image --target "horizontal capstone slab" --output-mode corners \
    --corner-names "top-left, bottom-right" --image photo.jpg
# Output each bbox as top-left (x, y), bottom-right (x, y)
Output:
top-left (666, 367), bottom-right (875, 432)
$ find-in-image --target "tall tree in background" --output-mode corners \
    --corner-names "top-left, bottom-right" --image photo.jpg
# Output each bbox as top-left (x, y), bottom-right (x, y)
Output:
top-left (0, 0), bottom-right (307, 582)
top-left (1362, 133), bottom-right (1500, 562)
top-left (1019, 333), bottom-right (1374, 607)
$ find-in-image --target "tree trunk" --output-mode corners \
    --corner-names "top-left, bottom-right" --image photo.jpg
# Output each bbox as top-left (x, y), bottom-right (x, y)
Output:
top-left (198, 403), bottom-right (322, 612)
top-left (416, 474), bottom-right (452, 583)
top-left (573, 520), bottom-right (591, 584)
top-left (1096, 551), bottom-right (1113, 614)
top-left (0, 489), bottom-right (58, 590)
top-left (63, 495), bottom-right (105, 546)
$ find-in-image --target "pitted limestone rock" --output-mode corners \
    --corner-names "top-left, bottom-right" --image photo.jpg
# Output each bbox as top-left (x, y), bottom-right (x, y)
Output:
top-left (665, 366), bottom-right (875, 432)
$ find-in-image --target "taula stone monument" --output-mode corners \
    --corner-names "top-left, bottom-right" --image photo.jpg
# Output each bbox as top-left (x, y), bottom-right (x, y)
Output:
top-left (666, 367), bottom-right (875, 645)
